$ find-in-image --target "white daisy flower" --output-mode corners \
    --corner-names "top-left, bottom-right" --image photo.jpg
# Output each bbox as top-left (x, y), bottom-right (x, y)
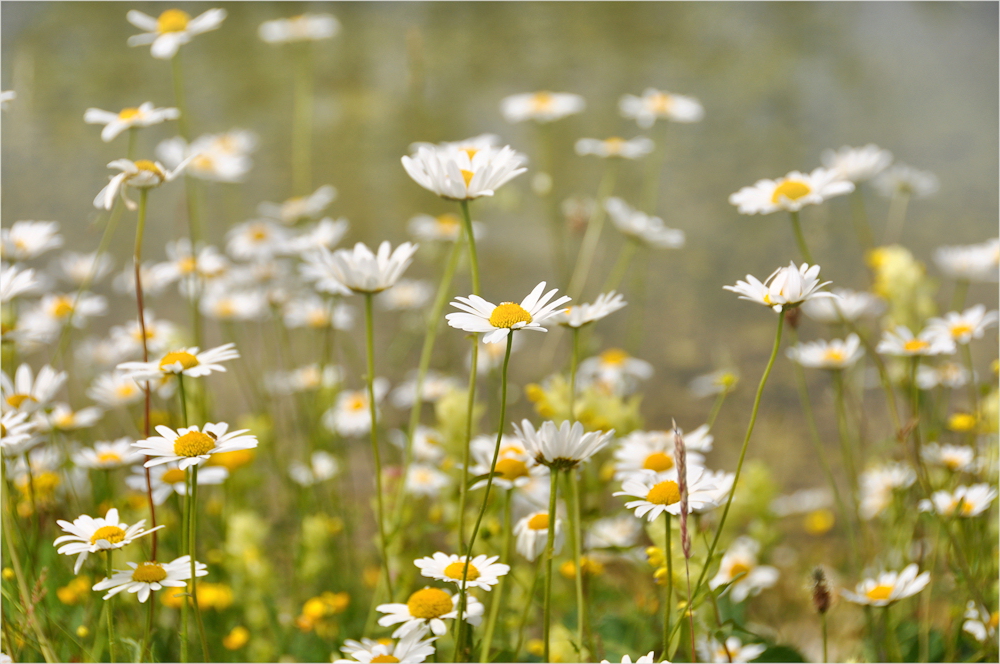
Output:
top-left (377, 588), bottom-right (483, 637)
top-left (112, 261), bottom-right (176, 297)
top-left (800, 288), bottom-right (885, 324)
top-left (612, 429), bottom-right (706, 481)
top-left (468, 435), bottom-right (543, 490)
top-left (446, 281), bottom-right (571, 344)
top-left (126, 8), bottom-right (227, 59)
top-left (1, 221), bottom-right (63, 260)
top-left (389, 426), bottom-right (447, 464)
top-left (157, 131), bottom-right (257, 183)
top-left (88, 372), bottom-right (144, 409)
top-left (697, 636), bottom-right (766, 663)
top-left (0, 411), bottom-right (40, 457)
top-left (37, 404), bottom-right (103, 432)
top-left (786, 334), bottom-right (864, 370)
top-left (577, 348), bottom-right (653, 395)
top-left (615, 468), bottom-right (719, 520)
top-left (93, 158), bottom-right (191, 211)
top-left (30, 292), bottom-right (107, 329)
top-left (72, 438), bottom-right (143, 470)
top-left (858, 463), bottom-right (916, 520)
top-left (225, 220), bottom-right (288, 261)
top-left (919, 484), bottom-right (997, 517)
top-left (322, 379), bottom-right (389, 438)
top-left (257, 185), bottom-right (337, 226)
top-left (729, 168), bottom-right (854, 215)
top-left (585, 514), bottom-right (642, 550)
top-left (200, 287), bottom-right (269, 322)
top-left (873, 164), bottom-right (939, 198)
top-left (108, 311), bottom-right (180, 359)
top-left (933, 238), bottom-right (999, 283)
top-left (282, 297), bottom-right (351, 330)
top-left (500, 91), bottom-right (585, 123)
top-left (126, 462), bottom-right (229, 505)
top-left (265, 364), bottom-right (341, 396)
top-left (1, 264), bottom-right (40, 301)
top-left (962, 601), bottom-right (999, 644)
top-left (698, 469), bottom-right (736, 513)
top-left (52, 251), bottom-right (114, 288)
top-left (53, 507), bottom-right (164, 574)
top-left (709, 537), bottom-right (779, 603)
top-left (820, 144), bottom-right (893, 183)
top-left (513, 419), bottom-right (614, 469)
top-left (724, 262), bottom-right (835, 313)
top-left (84, 102), bottom-right (179, 142)
top-left (93, 556), bottom-right (206, 603)
top-left (513, 511), bottom-right (563, 561)
top-left (916, 362), bottom-right (970, 390)
top-left (770, 488), bottom-right (833, 518)
top-left (402, 139), bottom-right (527, 201)
top-left (380, 279), bottom-right (433, 311)
top-left (404, 463), bottom-right (451, 498)
top-left (1, 364), bottom-right (66, 413)
top-left (117, 343), bottom-right (240, 382)
top-left (1, 90), bottom-right (15, 110)
top-left (336, 630), bottom-right (437, 664)
top-left (601, 652), bottom-right (655, 664)
top-left (288, 451), bottom-right (340, 487)
top-left (925, 305), bottom-right (999, 345)
top-left (921, 443), bottom-right (976, 473)
top-left (259, 13), bottom-right (340, 43)
top-left (841, 564), bottom-right (930, 606)
top-left (133, 422), bottom-right (258, 469)
top-left (407, 213), bottom-right (483, 243)
top-left (688, 369), bottom-right (739, 398)
top-left (285, 218), bottom-right (350, 257)
top-left (414, 553), bottom-right (510, 591)
top-left (575, 136), bottom-right (654, 159)
top-left (551, 291), bottom-right (627, 328)
top-left (604, 197), bottom-right (685, 249)
top-left (390, 372), bottom-right (461, 409)
top-left (619, 88), bottom-right (704, 128)
top-left (876, 325), bottom-right (955, 357)
top-left (307, 241), bottom-right (418, 295)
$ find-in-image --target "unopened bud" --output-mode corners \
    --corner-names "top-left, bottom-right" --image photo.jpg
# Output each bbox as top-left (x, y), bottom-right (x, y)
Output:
top-left (811, 567), bottom-right (832, 614)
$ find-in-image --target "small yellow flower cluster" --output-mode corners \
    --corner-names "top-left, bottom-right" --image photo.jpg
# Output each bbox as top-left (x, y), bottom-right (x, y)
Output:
top-left (222, 625), bottom-right (250, 650)
top-left (162, 582), bottom-right (233, 610)
top-left (295, 590), bottom-right (350, 636)
top-left (559, 556), bottom-right (604, 578)
top-left (867, 245), bottom-right (937, 329)
top-left (56, 575), bottom-right (91, 605)
top-left (525, 375), bottom-right (643, 435)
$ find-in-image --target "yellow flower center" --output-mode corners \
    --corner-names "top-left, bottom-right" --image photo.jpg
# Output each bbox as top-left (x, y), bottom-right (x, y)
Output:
top-left (771, 180), bottom-right (812, 203)
top-left (823, 348), bottom-right (846, 363)
top-left (729, 562), bottom-right (752, 579)
top-left (642, 452), bottom-right (674, 472)
top-left (250, 226), bottom-right (269, 241)
top-left (161, 468), bottom-right (187, 484)
top-left (645, 480), bottom-right (681, 506)
top-left (532, 91), bottom-right (554, 111)
top-left (90, 525), bottom-right (127, 545)
top-left (175, 256), bottom-right (197, 274)
top-left (97, 452), bottom-right (122, 464)
top-left (133, 159), bottom-right (165, 177)
top-left (903, 339), bottom-right (929, 353)
top-left (494, 457), bottom-right (529, 481)
top-left (528, 513), bottom-right (550, 530)
top-left (347, 394), bottom-right (367, 412)
top-left (116, 384), bottom-right (138, 398)
top-left (462, 148), bottom-right (479, 160)
top-left (406, 587), bottom-right (453, 619)
top-left (604, 137), bottom-right (625, 154)
top-left (436, 213), bottom-right (461, 234)
top-left (371, 656), bottom-right (399, 664)
top-left (307, 311), bottom-right (329, 328)
top-left (118, 107), bottom-right (141, 121)
top-left (132, 562), bottom-right (167, 583)
top-left (157, 9), bottom-right (191, 33)
top-left (159, 351), bottom-right (199, 371)
top-left (989, 612), bottom-right (999, 629)
top-left (650, 92), bottom-right (674, 114)
top-left (51, 296), bottom-right (74, 318)
top-left (948, 413), bottom-right (977, 432)
top-left (460, 169), bottom-right (475, 187)
top-left (6, 394), bottom-right (36, 409)
top-left (865, 584), bottom-right (893, 601)
top-left (950, 323), bottom-right (973, 339)
top-left (600, 348), bottom-right (629, 366)
top-left (489, 302), bottom-right (532, 329)
top-left (444, 561), bottom-right (481, 581)
top-left (172, 431), bottom-right (216, 457)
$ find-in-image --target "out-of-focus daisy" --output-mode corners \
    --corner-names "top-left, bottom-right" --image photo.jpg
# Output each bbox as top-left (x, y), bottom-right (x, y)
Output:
top-left (93, 158), bottom-right (191, 211)
top-left (786, 334), bottom-right (864, 370)
top-left (117, 343), bottom-right (239, 382)
top-left (134, 422), bottom-right (258, 469)
top-left (446, 281), bottom-right (570, 344)
top-left (322, 379), bottom-right (389, 437)
top-left (391, 426), bottom-right (447, 464)
top-left (600, 653), bottom-right (655, 664)
top-left (200, 287), bottom-right (269, 323)
top-left (288, 451), bottom-right (340, 487)
top-left (916, 362), bottom-right (970, 390)
top-left (698, 469), bottom-right (736, 513)
top-left (31, 292), bottom-right (107, 329)
top-left (933, 238), bottom-right (999, 283)
top-left (1, 264), bottom-right (40, 301)
top-left (126, 8), bottom-right (227, 59)
top-left (1, 90), bottom-right (15, 110)
top-left (380, 279), bottom-right (433, 311)
top-left (919, 484), bottom-right (997, 517)
top-left (820, 144), bottom-right (893, 183)
top-left (770, 487), bottom-right (833, 517)
top-left (0, 411), bottom-right (40, 457)
top-left (265, 364), bottom-right (341, 396)
top-left (841, 564), bottom-right (930, 606)
top-left (158, 131), bottom-right (257, 183)
top-left (709, 537), bottom-right (779, 602)
top-left (2, 221), bottom-right (63, 260)
top-left (604, 197), bottom-right (685, 249)
top-left (963, 601), bottom-right (999, 644)
top-left (921, 443), bottom-right (976, 473)
top-left (336, 630), bottom-right (437, 664)
top-left (259, 185), bottom-right (337, 225)
top-left (876, 325), bottom-right (955, 357)
top-left (614, 468), bottom-right (719, 520)
top-left (2, 364), bottom-right (66, 413)
top-left (308, 241), bottom-right (418, 295)
top-left (514, 511), bottom-right (564, 561)
top-left (404, 464), bottom-right (451, 498)
top-left (88, 372), bottom-right (144, 409)
top-left (52, 251), bottom-right (114, 287)
top-left (93, 556), bottom-right (206, 602)
top-left (390, 372), bottom-right (460, 409)
top-left (285, 218), bottom-right (350, 255)
top-left (468, 435), bottom-right (542, 490)
top-left (619, 88), bottom-right (704, 128)
top-left (500, 91), bottom-right (585, 123)
top-left (225, 220), bottom-right (288, 261)
top-left (575, 136), bottom-right (653, 159)
top-left (697, 636), bottom-right (766, 663)
top-left (689, 369), bottom-right (739, 398)
top-left (858, 463), bottom-right (916, 520)
top-left (577, 348), bottom-right (653, 395)
top-left (38, 404), bottom-right (103, 433)
top-left (113, 261), bottom-right (176, 297)
top-left (585, 514), bottom-right (642, 550)
top-left (414, 553), bottom-right (510, 591)
top-left (551, 291), bottom-right (626, 328)
top-left (407, 213), bottom-right (483, 243)
top-left (925, 305), bottom-right (999, 345)
top-left (729, 168), bottom-right (854, 215)
top-left (873, 164), bottom-right (939, 198)
top-left (402, 138), bottom-right (527, 201)
top-left (84, 102), bottom-right (179, 142)
top-left (54, 507), bottom-right (163, 573)
top-left (613, 428), bottom-right (708, 480)
top-left (109, 312), bottom-right (180, 358)
top-left (800, 288), bottom-right (885, 324)
top-left (259, 13), bottom-right (340, 43)
top-left (377, 588), bottom-right (483, 637)
top-left (126, 461), bottom-right (229, 505)
top-left (513, 419), bottom-right (614, 470)
top-left (724, 262), bottom-right (835, 313)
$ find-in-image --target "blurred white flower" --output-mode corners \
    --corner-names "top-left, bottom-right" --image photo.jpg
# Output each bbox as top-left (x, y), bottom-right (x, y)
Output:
top-left (697, 636), bottom-right (766, 663)
top-left (820, 144), bottom-right (893, 183)
top-left (84, 102), bottom-right (179, 142)
top-left (322, 379), bottom-right (389, 437)
top-left (1, 264), bottom-right (40, 301)
top-left (2, 221), bottom-right (63, 260)
top-left (265, 364), bottom-right (341, 396)
top-left (390, 372), bottom-right (461, 408)
top-left (404, 463), bottom-right (451, 498)
top-left (226, 220), bottom-right (289, 261)
top-left (841, 564), bottom-right (930, 606)
top-left (800, 288), bottom-right (885, 324)
top-left (613, 428), bottom-right (707, 481)
top-left (127, 462), bottom-right (228, 505)
top-left (514, 511), bottom-right (563, 561)
top-left (94, 158), bottom-right (191, 210)
top-left (283, 296), bottom-right (354, 330)
top-left (259, 13), bottom-right (340, 43)
top-left (289, 451), bottom-right (340, 486)
top-left (709, 536), bottom-right (779, 603)
top-left (407, 213), bottom-right (482, 243)
top-left (88, 372), bottom-right (144, 409)
top-left (916, 362), bottom-right (970, 390)
top-left (858, 463), bottom-right (916, 520)
top-left (126, 8), bottom-right (227, 59)
top-left (925, 305), bottom-right (999, 345)
top-left (500, 91), bottom-right (585, 123)
top-left (285, 218), bottom-right (350, 254)
top-left (306, 242), bottom-right (418, 295)
top-left (157, 131), bottom-right (257, 183)
top-left (729, 167), bottom-right (854, 215)
top-left (688, 369), bottom-right (739, 398)
top-left (578, 348), bottom-right (653, 395)
top-left (36, 404), bottom-right (103, 432)
top-left (336, 630), bottom-right (437, 664)
top-left (786, 334), bottom-right (864, 370)
top-left (605, 197), bottom-right (685, 249)
top-left (921, 443), bottom-right (976, 473)
top-left (919, 484), bottom-right (997, 517)
top-left (73, 438), bottom-right (143, 470)
top-left (551, 291), bottom-right (626, 328)
top-left (933, 238), bottom-right (999, 283)
top-left (380, 279), bottom-right (433, 311)
top-left (1, 90), bottom-right (15, 110)
top-left (873, 164), bottom-right (939, 198)
top-left (619, 88), bottom-right (704, 128)
top-left (963, 602), bottom-right (998, 644)
top-left (259, 185), bottom-right (338, 225)
top-left (585, 514), bottom-right (642, 550)
top-left (1, 364), bottom-right (66, 413)
top-left (52, 251), bottom-right (114, 288)
top-left (876, 325), bottom-right (955, 357)
top-left (575, 136), bottom-right (653, 159)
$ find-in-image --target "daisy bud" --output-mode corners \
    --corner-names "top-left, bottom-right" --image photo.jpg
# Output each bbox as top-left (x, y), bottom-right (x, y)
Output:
top-left (811, 566), bottom-right (832, 614)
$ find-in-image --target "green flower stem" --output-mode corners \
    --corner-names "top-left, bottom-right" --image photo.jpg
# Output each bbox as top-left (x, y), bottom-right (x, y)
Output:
top-left (789, 210), bottom-right (814, 265)
top-left (568, 327), bottom-right (580, 422)
top-left (459, 200), bottom-right (480, 296)
top-left (884, 605), bottom-right (901, 662)
top-left (542, 468), bottom-right (560, 663)
top-left (883, 190), bottom-right (910, 246)
top-left (135, 188), bottom-right (158, 561)
top-left (705, 389), bottom-right (730, 430)
top-left (364, 293), bottom-right (393, 603)
top-left (292, 42), bottom-right (315, 195)
top-left (821, 612), bottom-right (828, 663)
top-left (960, 343), bottom-right (978, 415)
top-left (568, 163), bottom-right (618, 300)
top-left (642, 122), bottom-right (670, 215)
top-left (106, 553), bottom-right (116, 663)
top-left (479, 489), bottom-right (512, 663)
top-left (180, 464), bottom-right (190, 663)
top-left (513, 558), bottom-right (544, 661)
top-left (849, 188), bottom-right (874, 252)
top-left (950, 278), bottom-right (970, 311)
top-left (831, 369), bottom-right (861, 514)
top-left (601, 238), bottom-right (639, 294)
top-left (143, 598), bottom-right (155, 661)
top-left (456, 199), bottom-right (481, 559)
top-left (190, 464), bottom-right (210, 661)
top-left (843, 319), bottom-right (902, 433)
top-left (662, 513), bottom-right (673, 661)
top-left (567, 470), bottom-right (588, 659)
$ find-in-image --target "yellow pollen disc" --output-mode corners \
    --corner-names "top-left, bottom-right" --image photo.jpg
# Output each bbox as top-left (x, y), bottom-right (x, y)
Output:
top-left (370, 656), bottom-right (399, 664)
top-left (118, 107), bottom-right (141, 121)
top-left (250, 227), bottom-right (269, 241)
top-left (406, 588), bottom-right (453, 619)
top-left (90, 525), bottom-right (127, 545)
top-left (97, 452), bottom-right (122, 464)
top-left (132, 562), bottom-right (167, 583)
top-left (436, 214), bottom-right (460, 233)
top-left (600, 348), bottom-right (629, 366)
top-left (307, 311), bottom-right (329, 328)
top-left (460, 169), bottom-right (475, 187)
top-left (494, 457), bottom-right (529, 481)
top-left (865, 584), bottom-right (893, 601)
top-left (347, 395), bottom-right (367, 412)
top-left (193, 154), bottom-right (215, 170)
top-left (444, 562), bottom-right (480, 581)
top-left (532, 92), bottom-right (554, 110)
top-left (159, 351), bottom-right (199, 371)
top-left (214, 301), bottom-right (236, 318)
top-left (604, 137), bottom-right (625, 153)
top-left (489, 302), bottom-right (532, 329)
top-left (173, 431), bottom-right (216, 457)
top-left (462, 148), bottom-right (479, 161)
top-left (642, 452), bottom-right (674, 472)
top-left (950, 323), bottom-right (973, 338)
top-left (51, 296), bottom-right (74, 318)
top-left (903, 339), bottom-right (929, 353)
top-left (729, 562), bottom-right (751, 579)
top-left (116, 385), bottom-right (137, 398)
top-left (176, 256), bottom-right (197, 274)
top-left (157, 9), bottom-right (191, 33)
top-left (771, 180), bottom-right (812, 203)
top-left (646, 480), bottom-right (681, 506)
top-left (823, 348), bottom-right (846, 363)
top-left (989, 612), bottom-right (999, 629)
top-left (651, 92), bottom-right (673, 113)
top-left (6, 394), bottom-right (36, 408)
top-left (133, 160), bottom-right (164, 177)
top-left (161, 468), bottom-right (187, 484)
top-left (527, 513), bottom-right (550, 530)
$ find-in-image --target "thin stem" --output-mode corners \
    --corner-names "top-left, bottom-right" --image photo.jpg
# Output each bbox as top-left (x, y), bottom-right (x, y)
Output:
top-left (568, 328), bottom-right (580, 422)
top-left (106, 553), bottom-right (116, 663)
top-left (456, 200), bottom-right (481, 561)
top-left (143, 598), bottom-right (155, 661)
top-left (479, 489), bottom-right (512, 663)
top-left (135, 188), bottom-right (158, 561)
top-left (190, 464), bottom-right (210, 661)
top-left (292, 42), bottom-right (314, 195)
top-left (180, 467), bottom-right (190, 663)
top-left (662, 513), bottom-right (672, 661)
top-left (567, 470), bottom-right (587, 659)
top-left (832, 369), bottom-right (860, 518)
top-left (601, 239), bottom-right (638, 294)
top-left (459, 200), bottom-right (480, 296)
top-left (568, 164), bottom-right (618, 300)
top-left (364, 293), bottom-right (393, 602)
top-left (884, 605), bottom-right (901, 662)
top-left (843, 318), bottom-right (902, 432)
top-left (513, 558), bottom-right (543, 660)
top-left (849, 188), bottom-right (874, 252)
top-left (789, 210), bottom-right (814, 265)
top-left (542, 468), bottom-right (560, 663)
top-left (706, 389), bottom-right (729, 430)
top-left (961, 343), bottom-right (978, 415)
top-left (821, 612), bottom-right (828, 663)
top-left (883, 190), bottom-right (910, 246)
top-left (950, 278), bottom-right (969, 311)
top-left (683, 552), bottom-right (696, 664)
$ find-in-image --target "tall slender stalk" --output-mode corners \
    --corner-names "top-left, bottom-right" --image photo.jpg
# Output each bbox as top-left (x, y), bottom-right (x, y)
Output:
top-left (789, 210), bottom-right (814, 265)
top-left (292, 43), bottom-right (315, 195)
top-left (662, 513), bottom-right (672, 660)
top-left (849, 188), bottom-right (874, 251)
top-left (960, 343), bottom-right (978, 415)
top-left (364, 293), bottom-right (393, 602)
top-left (601, 239), bottom-right (639, 294)
top-left (567, 471), bottom-right (588, 659)
top-left (177, 374), bottom-right (190, 663)
top-left (568, 164), bottom-right (617, 300)
top-left (134, 189), bottom-right (158, 562)
top-left (883, 190), bottom-right (910, 246)
top-left (106, 553), bottom-right (116, 663)
top-left (950, 278), bottom-right (969, 311)
top-left (542, 468), bottom-right (560, 663)
top-left (456, 199), bottom-right (481, 558)
top-left (831, 369), bottom-right (860, 510)
top-left (189, 464), bottom-right (210, 661)
top-left (568, 327), bottom-right (580, 422)
top-left (479, 489), bottom-right (512, 662)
